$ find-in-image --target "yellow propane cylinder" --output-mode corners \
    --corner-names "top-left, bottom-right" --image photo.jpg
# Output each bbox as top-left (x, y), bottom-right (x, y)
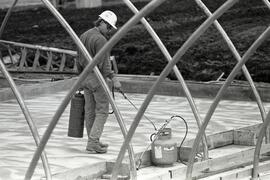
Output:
top-left (68, 91), bottom-right (85, 138)
top-left (151, 128), bottom-right (178, 166)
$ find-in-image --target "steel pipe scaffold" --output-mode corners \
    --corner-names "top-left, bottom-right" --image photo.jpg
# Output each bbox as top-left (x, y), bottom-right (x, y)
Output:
top-left (186, 25), bottom-right (270, 180)
top-left (122, 0), bottom-right (209, 160)
top-left (0, 56), bottom-right (52, 179)
top-left (252, 110), bottom-right (270, 180)
top-left (194, 0), bottom-right (267, 137)
top-left (110, 0), bottom-right (237, 179)
top-left (251, 1), bottom-right (270, 177)
top-left (0, 0), bottom-right (52, 179)
top-left (0, 0), bottom-right (269, 179)
top-left (0, 0), bottom-right (18, 38)
top-left (25, 0), bottom-right (167, 179)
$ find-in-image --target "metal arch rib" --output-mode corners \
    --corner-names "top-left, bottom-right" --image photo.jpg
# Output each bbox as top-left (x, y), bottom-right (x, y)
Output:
top-left (262, 0), bottom-right (270, 9)
top-left (251, 1), bottom-right (270, 176)
top-left (24, 0), bottom-right (167, 179)
top-left (0, 58), bottom-right (52, 180)
top-left (252, 110), bottom-right (270, 180)
top-left (0, 0), bottom-right (52, 179)
top-left (0, 0), bottom-right (18, 38)
top-left (123, 0), bottom-right (209, 160)
top-left (110, 0), bottom-right (237, 179)
top-left (186, 24), bottom-right (270, 180)
top-left (194, 0), bottom-right (267, 129)
top-left (23, 0), bottom-right (137, 179)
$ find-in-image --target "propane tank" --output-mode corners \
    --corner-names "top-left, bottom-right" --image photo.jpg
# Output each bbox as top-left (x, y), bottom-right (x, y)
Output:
top-left (68, 91), bottom-right (85, 138)
top-left (151, 128), bottom-right (178, 166)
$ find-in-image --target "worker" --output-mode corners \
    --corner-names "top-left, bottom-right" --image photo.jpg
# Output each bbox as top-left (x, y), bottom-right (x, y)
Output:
top-left (77, 10), bottom-right (121, 154)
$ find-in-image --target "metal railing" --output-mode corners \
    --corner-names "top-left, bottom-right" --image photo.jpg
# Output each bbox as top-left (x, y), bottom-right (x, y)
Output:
top-left (0, 0), bottom-right (269, 180)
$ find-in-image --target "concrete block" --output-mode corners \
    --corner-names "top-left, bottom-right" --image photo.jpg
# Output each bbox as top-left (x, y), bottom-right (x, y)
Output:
top-left (233, 124), bottom-right (262, 146)
top-left (234, 129), bottom-right (257, 146)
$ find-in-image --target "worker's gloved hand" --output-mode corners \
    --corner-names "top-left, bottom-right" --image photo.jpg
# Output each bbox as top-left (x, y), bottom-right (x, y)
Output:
top-left (112, 76), bottom-right (122, 91)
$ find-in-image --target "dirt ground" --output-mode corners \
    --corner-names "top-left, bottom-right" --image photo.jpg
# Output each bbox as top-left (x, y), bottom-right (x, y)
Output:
top-left (0, 0), bottom-right (269, 82)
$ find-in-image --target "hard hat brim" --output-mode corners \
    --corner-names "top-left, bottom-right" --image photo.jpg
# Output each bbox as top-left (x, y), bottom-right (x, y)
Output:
top-left (99, 15), bottom-right (117, 30)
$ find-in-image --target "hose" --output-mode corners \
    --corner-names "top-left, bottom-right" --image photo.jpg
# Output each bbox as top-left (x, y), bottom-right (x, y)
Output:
top-left (136, 115), bottom-right (189, 169)
top-left (119, 89), bottom-right (157, 130)
top-left (172, 115), bottom-right (189, 165)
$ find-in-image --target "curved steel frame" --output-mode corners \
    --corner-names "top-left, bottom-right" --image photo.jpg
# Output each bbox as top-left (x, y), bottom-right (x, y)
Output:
top-left (0, 0), bottom-right (52, 179)
top-left (0, 0), bottom-right (269, 180)
top-left (0, 0), bottom-right (18, 37)
top-left (186, 25), bottom-right (270, 180)
top-left (0, 58), bottom-right (52, 180)
top-left (24, 0), bottom-right (167, 179)
top-left (123, 0), bottom-right (210, 160)
top-left (195, 0), bottom-right (267, 126)
top-left (263, 0), bottom-right (270, 9)
top-left (111, 0), bottom-right (238, 179)
top-left (252, 110), bottom-right (270, 180)
top-left (251, 1), bottom-right (270, 179)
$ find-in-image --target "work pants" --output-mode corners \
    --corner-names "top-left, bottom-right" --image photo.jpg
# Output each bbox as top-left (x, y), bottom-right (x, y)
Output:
top-left (83, 80), bottom-right (109, 146)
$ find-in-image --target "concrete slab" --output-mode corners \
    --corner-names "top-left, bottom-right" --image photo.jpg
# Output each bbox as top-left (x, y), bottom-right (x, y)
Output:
top-left (0, 87), bottom-right (270, 179)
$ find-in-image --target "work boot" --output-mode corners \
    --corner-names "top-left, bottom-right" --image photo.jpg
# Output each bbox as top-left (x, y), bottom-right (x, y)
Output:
top-left (99, 141), bottom-right (109, 148)
top-left (86, 143), bottom-right (107, 154)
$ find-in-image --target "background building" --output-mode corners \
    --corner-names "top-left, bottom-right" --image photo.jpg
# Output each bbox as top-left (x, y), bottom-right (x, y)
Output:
top-left (0, 0), bottom-right (150, 9)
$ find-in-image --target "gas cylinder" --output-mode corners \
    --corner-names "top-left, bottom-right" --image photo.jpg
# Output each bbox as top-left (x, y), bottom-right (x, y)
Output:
top-left (68, 91), bottom-right (85, 138)
top-left (151, 128), bottom-right (178, 166)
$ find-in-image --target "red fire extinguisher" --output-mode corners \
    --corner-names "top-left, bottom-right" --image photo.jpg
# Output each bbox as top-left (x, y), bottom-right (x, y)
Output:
top-left (68, 91), bottom-right (85, 138)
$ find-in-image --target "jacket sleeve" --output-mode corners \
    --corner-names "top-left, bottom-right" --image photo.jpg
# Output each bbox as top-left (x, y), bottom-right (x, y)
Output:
top-left (94, 36), bottom-right (113, 78)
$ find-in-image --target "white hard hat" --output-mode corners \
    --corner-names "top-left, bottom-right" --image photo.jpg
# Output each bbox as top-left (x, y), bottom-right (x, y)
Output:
top-left (99, 10), bottom-right (117, 29)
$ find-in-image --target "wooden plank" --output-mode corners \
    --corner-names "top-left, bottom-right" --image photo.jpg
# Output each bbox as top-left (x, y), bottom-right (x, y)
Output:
top-left (103, 161), bottom-right (130, 179)
top-left (73, 58), bottom-right (78, 72)
top-left (50, 161), bottom-right (130, 180)
top-left (51, 162), bottom-right (107, 180)
top-left (0, 40), bottom-right (77, 56)
top-left (260, 171), bottom-right (270, 180)
top-left (171, 144), bottom-right (270, 179)
top-left (59, 53), bottom-right (66, 72)
top-left (7, 47), bottom-right (15, 64)
top-left (133, 130), bottom-right (235, 170)
top-left (234, 129), bottom-right (256, 146)
top-left (18, 47), bottom-right (27, 70)
top-left (179, 146), bottom-right (193, 162)
top-left (233, 123), bottom-right (269, 146)
top-left (133, 150), bottom-right (152, 169)
top-left (46, 51), bottom-right (53, 71)
top-left (32, 49), bottom-right (40, 70)
top-left (194, 144), bottom-right (270, 178)
top-left (183, 130), bottom-right (234, 150)
top-left (206, 130), bottom-right (234, 149)
top-left (199, 159), bottom-right (270, 180)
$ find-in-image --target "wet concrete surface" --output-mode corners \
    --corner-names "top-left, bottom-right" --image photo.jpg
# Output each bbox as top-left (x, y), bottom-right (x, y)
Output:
top-left (0, 91), bottom-right (270, 180)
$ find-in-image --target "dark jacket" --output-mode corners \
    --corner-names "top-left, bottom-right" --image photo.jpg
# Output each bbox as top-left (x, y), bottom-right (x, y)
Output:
top-left (77, 27), bottom-right (113, 88)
